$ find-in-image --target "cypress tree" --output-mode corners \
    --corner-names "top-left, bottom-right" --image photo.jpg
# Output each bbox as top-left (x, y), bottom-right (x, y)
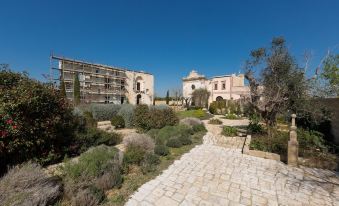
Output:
top-left (166, 90), bottom-right (170, 105)
top-left (73, 72), bottom-right (81, 105)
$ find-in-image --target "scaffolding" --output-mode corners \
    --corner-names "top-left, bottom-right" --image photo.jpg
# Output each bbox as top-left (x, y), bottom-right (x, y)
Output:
top-left (51, 55), bottom-right (128, 104)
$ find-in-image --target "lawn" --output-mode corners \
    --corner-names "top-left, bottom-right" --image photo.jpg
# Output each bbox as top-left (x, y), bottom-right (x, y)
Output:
top-left (177, 109), bottom-right (213, 120)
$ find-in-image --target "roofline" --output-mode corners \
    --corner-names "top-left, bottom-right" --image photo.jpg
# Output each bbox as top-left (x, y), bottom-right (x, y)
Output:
top-left (210, 75), bottom-right (232, 79)
top-left (51, 55), bottom-right (152, 75)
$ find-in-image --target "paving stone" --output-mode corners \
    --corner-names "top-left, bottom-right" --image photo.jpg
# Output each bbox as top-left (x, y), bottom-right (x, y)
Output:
top-left (124, 118), bottom-right (339, 206)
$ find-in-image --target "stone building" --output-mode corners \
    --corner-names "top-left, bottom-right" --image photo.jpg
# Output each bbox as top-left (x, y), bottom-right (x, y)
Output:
top-left (182, 70), bottom-right (249, 105)
top-left (51, 56), bottom-right (154, 105)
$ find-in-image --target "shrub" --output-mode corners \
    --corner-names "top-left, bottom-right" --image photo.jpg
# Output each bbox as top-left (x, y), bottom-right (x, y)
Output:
top-left (247, 114), bottom-right (263, 134)
top-left (62, 145), bottom-right (120, 180)
top-left (95, 163), bottom-right (122, 191)
top-left (222, 126), bottom-right (237, 136)
top-left (0, 162), bottom-right (62, 206)
top-left (0, 69), bottom-right (77, 172)
top-left (95, 131), bottom-right (122, 146)
top-left (154, 145), bottom-right (170, 156)
top-left (224, 113), bottom-right (238, 119)
top-left (208, 102), bottom-right (218, 114)
top-left (74, 129), bottom-right (122, 153)
top-left (111, 115), bottom-right (125, 129)
top-left (180, 117), bottom-right (202, 127)
top-left (72, 187), bottom-right (105, 206)
top-left (117, 104), bottom-right (135, 128)
top-left (123, 145), bottom-right (146, 165)
top-left (247, 123), bottom-right (264, 134)
top-left (250, 132), bottom-right (288, 156)
top-left (166, 138), bottom-right (182, 148)
top-left (178, 135), bottom-right (192, 145)
top-left (90, 104), bottom-right (121, 121)
top-left (122, 133), bottom-right (155, 152)
top-left (133, 105), bottom-right (151, 130)
top-left (62, 146), bottom-right (121, 203)
top-left (192, 124), bottom-right (207, 133)
top-left (147, 107), bottom-right (178, 130)
top-left (141, 153), bottom-right (160, 174)
top-left (208, 118), bottom-right (222, 124)
top-left (156, 125), bottom-right (193, 145)
top-left (146, 129), bottom-right (160, 139)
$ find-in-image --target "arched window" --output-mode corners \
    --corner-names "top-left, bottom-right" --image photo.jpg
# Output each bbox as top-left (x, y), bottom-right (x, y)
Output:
top-left (191, 84), bottom-right (195, 90)
top-left (216, 96), bottom-right (223, 101)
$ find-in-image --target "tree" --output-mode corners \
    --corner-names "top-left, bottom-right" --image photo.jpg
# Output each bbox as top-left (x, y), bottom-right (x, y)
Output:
top-left (191, 88), bottom-right (210, 108)
top-left (165, 90), bottom-right (170, 105)
top-left (73, 72), bottom-right (80, 105)
top-left (59, 76), bottom-right (67, 98)
top-left (244, 37), bottom-right (307, 127)
top-left (171, 87), bottom-right (183, 106)
top-left (321, 54), bottom-right (339, 96)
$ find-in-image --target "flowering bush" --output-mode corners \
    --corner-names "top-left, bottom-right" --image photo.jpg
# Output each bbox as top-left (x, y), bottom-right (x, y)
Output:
top-left (0, 69), bottom-right (77, 174)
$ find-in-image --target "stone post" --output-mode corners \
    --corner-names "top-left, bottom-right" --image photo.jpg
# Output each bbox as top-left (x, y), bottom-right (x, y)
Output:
top-left (288, 114), bottom-right (299, 166)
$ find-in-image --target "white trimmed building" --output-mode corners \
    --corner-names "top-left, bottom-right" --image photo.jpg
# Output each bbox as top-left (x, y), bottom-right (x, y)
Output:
top-left (182, 70), bottom-right (249, 105)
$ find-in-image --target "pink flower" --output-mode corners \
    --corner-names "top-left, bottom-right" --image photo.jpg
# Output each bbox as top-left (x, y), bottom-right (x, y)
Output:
top-left (6, 119), bottom-right (13, 124)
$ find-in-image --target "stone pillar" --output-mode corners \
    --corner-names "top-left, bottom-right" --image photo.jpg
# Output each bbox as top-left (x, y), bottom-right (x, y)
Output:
top-left (288, 114), bottom-right (299, 166)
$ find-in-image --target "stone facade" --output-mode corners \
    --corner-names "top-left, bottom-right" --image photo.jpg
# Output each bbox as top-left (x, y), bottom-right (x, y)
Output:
top-left (53, 56), bottom-right (154, 105)
top-left (182, 70), bottom-right (249, 106)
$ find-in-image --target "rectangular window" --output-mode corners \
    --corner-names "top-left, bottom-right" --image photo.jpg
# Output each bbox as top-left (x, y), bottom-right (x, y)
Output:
top-left (214, 83), bottom-right (218, 90)
top-left (121, 80), bottom-right (125, 90)
top-left (222, 81), bottom-right (226, 90)
top-left (137, 82), bottom-right (141, 91)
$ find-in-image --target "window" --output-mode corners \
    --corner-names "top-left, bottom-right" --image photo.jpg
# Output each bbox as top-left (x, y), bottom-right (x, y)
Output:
top-left (214, 82), bottom-right (218, 90)
top-left (105, 78), bottom-right (110, 89)
top-left (121, 80), bottom-right (125, 90)
top-left (96, 69), bottom-right (99, 74)
top-left (65, 82), bottom-right (71, 90)
top-left (222, 81), bottom-right (226, 90)
top-left (121, 97), bottom-right (125, 104)
top-left (136, 82), bottom-right (141, 91)
top-left (191, 84), bottom-right (195, 90)
top-left (105, 96), bottom-right (110, 104)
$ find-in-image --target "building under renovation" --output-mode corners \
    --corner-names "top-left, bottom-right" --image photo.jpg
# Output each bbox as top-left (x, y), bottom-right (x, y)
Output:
top-left (51, 56), bottom-right (154, 105)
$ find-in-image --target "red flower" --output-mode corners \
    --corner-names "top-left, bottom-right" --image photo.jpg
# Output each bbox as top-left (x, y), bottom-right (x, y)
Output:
top-left (6, 119), bottom-right (13, 124)
top-left (12, 125), bottom-right (17, 129)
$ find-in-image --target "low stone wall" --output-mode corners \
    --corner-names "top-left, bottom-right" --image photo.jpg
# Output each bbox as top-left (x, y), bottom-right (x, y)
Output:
top-left (97, 121), bottom-right (114, 132)
top-left (242, 135), bottom-right (281, 161)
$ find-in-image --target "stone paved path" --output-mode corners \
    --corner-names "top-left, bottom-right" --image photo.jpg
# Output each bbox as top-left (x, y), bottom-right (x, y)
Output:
top-left (126, 118), bottom-right (339, 206)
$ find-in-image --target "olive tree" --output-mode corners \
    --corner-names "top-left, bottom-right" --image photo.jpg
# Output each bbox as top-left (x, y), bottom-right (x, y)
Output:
top-left (191, 88), bottom-right (210, 108)
top-left (244, 37), bottom-right (307, 127)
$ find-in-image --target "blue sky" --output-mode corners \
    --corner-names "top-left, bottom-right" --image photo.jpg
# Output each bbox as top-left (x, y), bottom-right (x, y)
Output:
top-left (1, 0), bottom-right (339, 96)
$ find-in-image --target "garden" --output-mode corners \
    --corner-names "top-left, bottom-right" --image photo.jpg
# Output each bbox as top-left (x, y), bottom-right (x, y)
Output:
top-left (0, 68), bottom-right (207, 206)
